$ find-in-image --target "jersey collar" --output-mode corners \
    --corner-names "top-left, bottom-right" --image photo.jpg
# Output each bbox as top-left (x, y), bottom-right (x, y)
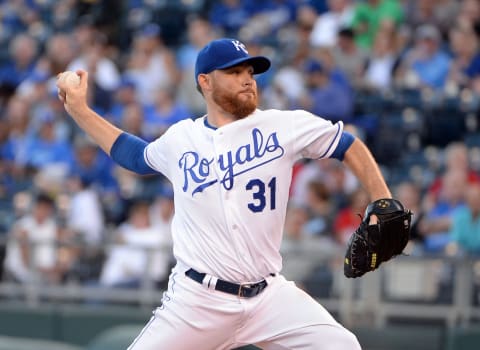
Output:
top-left (203, 117), bottom-right (217, 130)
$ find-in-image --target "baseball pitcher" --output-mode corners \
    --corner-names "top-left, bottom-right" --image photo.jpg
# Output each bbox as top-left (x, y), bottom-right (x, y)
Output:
top-left (57, 38), bottom-right (410, 350)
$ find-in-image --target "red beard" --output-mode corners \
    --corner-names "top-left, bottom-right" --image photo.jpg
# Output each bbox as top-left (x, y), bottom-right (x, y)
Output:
top-left (212, 86), bottom-right (258, 119)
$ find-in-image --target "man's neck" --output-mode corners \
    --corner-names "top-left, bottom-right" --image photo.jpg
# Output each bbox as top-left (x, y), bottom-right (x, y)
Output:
top-left (205, 104), bottom-right (238, 128)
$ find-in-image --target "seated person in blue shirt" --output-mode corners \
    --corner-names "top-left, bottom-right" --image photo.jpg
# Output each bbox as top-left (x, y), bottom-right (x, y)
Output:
top-left (450, 182), bottom-right (480, 255)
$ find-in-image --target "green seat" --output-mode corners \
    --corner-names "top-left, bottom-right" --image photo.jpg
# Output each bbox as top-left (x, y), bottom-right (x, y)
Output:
top-left (353, 325), bottom-right (444, 350)
top-left (446, 326), bottom-right (480, 350)
top-left (0, 335), bottom-right (82, 350)
top-left (0, 303), bottom-right (56, 340)
top-left (86, 325), bottom-right (145, 350)
top-left (86, 325), bottom-right (263, 350)
top-left (57, 305), bottom-right (150, 346)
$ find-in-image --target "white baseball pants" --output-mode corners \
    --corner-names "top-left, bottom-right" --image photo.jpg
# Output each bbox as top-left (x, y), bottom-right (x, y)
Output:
top-left (128, 264), bottom-right (361, 350)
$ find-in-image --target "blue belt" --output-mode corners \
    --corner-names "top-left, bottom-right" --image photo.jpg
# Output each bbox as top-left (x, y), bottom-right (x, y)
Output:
top-left (185, 268), bottom-right (269, 298)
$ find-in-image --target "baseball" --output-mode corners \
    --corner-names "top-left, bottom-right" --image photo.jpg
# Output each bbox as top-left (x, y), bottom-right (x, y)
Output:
top-left (58, 71), bottom-right (80, 87)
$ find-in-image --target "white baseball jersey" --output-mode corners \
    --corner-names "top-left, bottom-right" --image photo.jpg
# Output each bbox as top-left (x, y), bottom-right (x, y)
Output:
top-left (144, 109), bottom-right (343, 282)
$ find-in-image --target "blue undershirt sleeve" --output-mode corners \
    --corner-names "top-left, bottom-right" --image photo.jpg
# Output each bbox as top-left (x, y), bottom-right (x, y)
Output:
top-left (330, 131), bottom-right (355, 161)
top-left (110, 132), bottom-right (157, 175)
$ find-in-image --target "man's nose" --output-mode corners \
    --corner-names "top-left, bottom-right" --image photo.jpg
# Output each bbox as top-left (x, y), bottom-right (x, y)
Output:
top-left (241, 73), bottom-right (253, 86)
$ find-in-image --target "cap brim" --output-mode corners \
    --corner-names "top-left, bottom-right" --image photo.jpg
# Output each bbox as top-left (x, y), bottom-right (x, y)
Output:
top-left (216, 56), bottom-right (271, 75)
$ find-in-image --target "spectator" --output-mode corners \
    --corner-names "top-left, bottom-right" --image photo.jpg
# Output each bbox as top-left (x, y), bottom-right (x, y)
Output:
top-left (283, 203), bottom-right (310, 241)
top-left (125, 23), bottom-right (179, 105)
top-left (394, 180), bottom-right (424, 242)
top-left (403, 0), bottom-right (459, 38)
top-left (0, 34), bottom-right (39, 89)
top-left (313, 45), bottom-right (352, 91)
top-left (177, 16), bottom-right (216, 116)
top-left (143, 86), bottom-right (191, 139)
top-left (99, 200), bottom-right (172, 288)
top-left (106, 77), bottom-right (138, 125)
top-left (67, 30), bottom-right (120, 99)
top-left (457, 0), bottom-right (480, 29)
top-left (67, 18), bottom-right (120, 92)
top-left (2, 96), bottom-right (33, 169)
top-left (290, 157), bottom-right (358, 210)
top-left (209, 0), bottom-right (251, 37)
top-left (149, 186), bottom-right (175, 286)
top-left (333, 187), bottom-right (369, 245)
top-left (67, 22), bottom-right (119, 114)
top-left (274, 5), bottom-right (317, 72)
top-left (3, 193), bottom-right (61, 283)
top-left (295, 58), bottom-right (353, 123)
top-left (425, 142), bottom-right (480, 210)
top-left (361, 28), bottom-right (398, 90)
top-left (49, 0), bottom-right (77, 33)
top-left (309, 0), bottom-right (354, 47)
top-left (42, 33), bottom-right (78, 76)
top-left (22, 111), bottom-right (74, 174)
top-left (281, 202), bottom-right (338, 288)
top-left (333, 27), bottom-right (368, 87)
top-left (395, 24), bottom-right (451, 90)
top-left (351, 0), bottom-right (404, 50)
top-left (303, 180), bottom-right (335, 236)
top-left (66, 175), bottom-right (105, 242)
top-left (71, 136), bottom-right (113, 186)
top-left (41, 88), bottom-right (76, 142)
top-left (419, 168), bottom-right (467, 253)
top-left (21, 77), bottom-right (73, 144)
top-left (241, 0), bottom-right (299, 39)
top-left (450, 182), bottom-right (480, 255)
top-left (447, 22), bottom-right (480, 94)
top-left (69, 135), bottom-right (120, 221)
top-left (261, 71), bottom-right (300, 110)
top-left (120, 102), bottom-right (150, 141)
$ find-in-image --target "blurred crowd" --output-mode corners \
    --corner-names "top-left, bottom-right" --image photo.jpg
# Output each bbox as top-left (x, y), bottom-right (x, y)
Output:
top-left (0, 0), bottom-right (480, 295)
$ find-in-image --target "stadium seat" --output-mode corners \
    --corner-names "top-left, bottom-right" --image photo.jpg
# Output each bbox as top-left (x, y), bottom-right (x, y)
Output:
top-left (372, 113), bottom-right (406, 165)
top-left (86, 325), bottom-right (262, 350)
top-left (445, 326), bottom-right (480, 350)
top-left (465, 133), bottom-right (480, 148)
top-left (353, 325), bottom-right (444, 350)
top-left (0, 335), bottom-right (82, 350)
top-left (57, 305), bottom-right (150, 346)
top-left (425, 108), bottom-right (466, 147)
top-left (0, 303), bottom-right (57, 340)
top-left (86, 324), bottom-right (144, 350)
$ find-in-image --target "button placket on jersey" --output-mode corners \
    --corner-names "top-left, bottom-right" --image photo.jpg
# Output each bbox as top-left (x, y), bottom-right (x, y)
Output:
top-left (212, 130), bottom-right (245, 258)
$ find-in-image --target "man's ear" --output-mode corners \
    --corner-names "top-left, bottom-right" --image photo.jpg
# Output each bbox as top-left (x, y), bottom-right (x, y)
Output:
top-left (198, 73), bottom-right (211, 93)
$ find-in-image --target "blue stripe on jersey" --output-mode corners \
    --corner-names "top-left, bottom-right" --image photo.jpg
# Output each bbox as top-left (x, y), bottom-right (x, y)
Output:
top-left (330, 131), bottom-right (355, 161)
top-left (110, 132), bottom-right (157, 175)
top-left (204, 117), bottom-right (217, 130)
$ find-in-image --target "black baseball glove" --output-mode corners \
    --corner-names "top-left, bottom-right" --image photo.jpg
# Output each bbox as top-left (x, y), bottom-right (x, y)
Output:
top-left (344, 198), bottom-right (412, 278)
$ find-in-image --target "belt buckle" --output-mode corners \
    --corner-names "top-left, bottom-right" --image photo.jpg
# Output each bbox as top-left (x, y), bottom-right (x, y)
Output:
top-left (238, 283), bottom-right (252, 298)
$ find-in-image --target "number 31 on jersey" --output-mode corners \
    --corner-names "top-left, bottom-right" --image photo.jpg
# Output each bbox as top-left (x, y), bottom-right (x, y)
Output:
top-left (246, 177), bottom-right (276, 213)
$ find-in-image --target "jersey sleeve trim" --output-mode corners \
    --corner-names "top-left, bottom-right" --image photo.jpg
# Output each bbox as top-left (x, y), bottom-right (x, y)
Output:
top-left (110, 132), bottom-right (158, 175)
top-left (318, 122), bottom-right (342, 159)
top-left (330, 131), bottom-right (355, 161)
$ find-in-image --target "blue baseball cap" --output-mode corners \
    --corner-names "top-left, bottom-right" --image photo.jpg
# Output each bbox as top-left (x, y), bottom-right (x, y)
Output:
top-left (195, 38), bottom-right (271, 84)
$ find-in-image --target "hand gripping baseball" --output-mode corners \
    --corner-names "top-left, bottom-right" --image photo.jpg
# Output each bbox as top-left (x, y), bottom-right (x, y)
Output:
top-left (56, 70), bottom-right (88, 118)
top-left (344, 198), bottom-right (412, 278)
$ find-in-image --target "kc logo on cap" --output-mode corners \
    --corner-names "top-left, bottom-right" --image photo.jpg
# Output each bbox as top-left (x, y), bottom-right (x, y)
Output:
top-left (195, 38), bottom-right (271, 84)
top-left (231, 40), bottom-right (248, 54)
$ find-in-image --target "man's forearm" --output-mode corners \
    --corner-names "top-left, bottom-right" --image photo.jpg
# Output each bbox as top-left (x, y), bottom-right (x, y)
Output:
top-left (343, 138), bottom-right (391, 200)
